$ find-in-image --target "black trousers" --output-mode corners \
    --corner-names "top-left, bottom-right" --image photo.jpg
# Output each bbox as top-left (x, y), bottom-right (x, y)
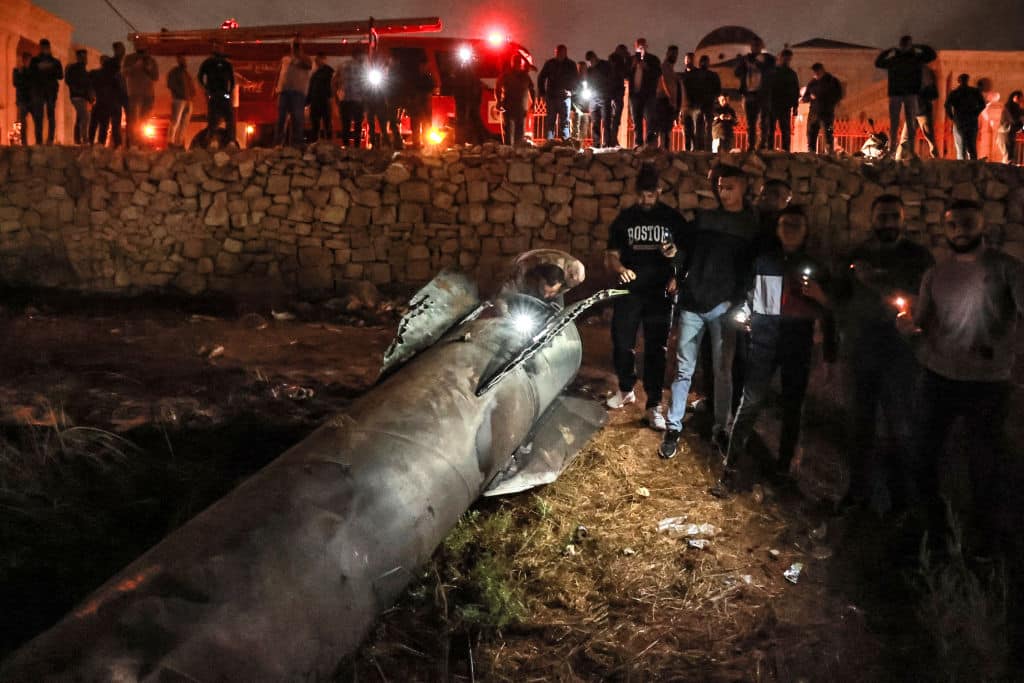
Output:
top-left (589, 98), bottom-right (612, 147)
top-left (653, 99), bottom-right (676, 149)
top-left (768, 107), bottom-right (791, 151)
top-left (309, 98), bottom-right (332, 140)
top-left (207, 95), bottom-right (235, 141)
top-left (30, 93), bottom-right (57, 144)
top-left (727, 320), bottom-right (814, 470)
top-left (743, 95), bottom-right (770, 150)
top-left (501, 110), bottom-right (526, 145)
top-left (912, 370), bottom-right (1012, 546)
top-left (807, 110), bottom-right (835, 153)
top-left (611, 292), bottom-right (673, 409)
top-left (629, 94), bottom-right (657, 146)
top-left (339, 101), bottom-right (363, 147)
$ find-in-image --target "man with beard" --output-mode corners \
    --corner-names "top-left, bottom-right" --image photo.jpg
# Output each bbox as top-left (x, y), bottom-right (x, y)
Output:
top-left (904, 200), bottom-right (1022, 554)
top-left (832, 194), bottom-right (934, 511)
top-left (605, 164), bottom-right (689, 431)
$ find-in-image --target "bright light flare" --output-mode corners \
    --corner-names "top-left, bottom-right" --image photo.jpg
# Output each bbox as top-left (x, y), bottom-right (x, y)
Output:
top-left (427, 127), bottom-right (446, 145)
top-left (143, 123), bottom-right (157, 139)
top-left (512, 312), bottom-right (538, 334)
top-left (487, 31), bottom-right (506, 47)
top-left (580, 82), bottom-right (592, 102)
top-left (457, 45), bottom-right (474, 64)
top-left (893, 296), bottom-right (909, 317)
top-left (367, 67), bottom-right (384, 87)
top-left (245, 124), bottom-right (255, 135)
top-left (733, 309), bottom-right (749, 325)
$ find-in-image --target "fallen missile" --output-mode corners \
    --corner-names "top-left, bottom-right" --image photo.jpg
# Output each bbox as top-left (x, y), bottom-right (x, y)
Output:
top-left (1, 270), bottom-right (624, 681)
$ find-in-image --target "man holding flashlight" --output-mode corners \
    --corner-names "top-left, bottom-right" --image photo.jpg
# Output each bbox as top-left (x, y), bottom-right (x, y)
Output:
top-left (717, 206), bottom-right (836, 493)
top-left (905, 200), bottom-right (1023, 552)
top-left (833, 194), bottom-right (934, 511)
top-left (605, 165), bottom-right (689, 431)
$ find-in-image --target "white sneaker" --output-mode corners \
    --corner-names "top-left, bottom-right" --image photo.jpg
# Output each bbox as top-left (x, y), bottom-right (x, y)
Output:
top-left (646, 406), bottom-right (667, 431)
top-left (606, 390), bottom-right (637, 409)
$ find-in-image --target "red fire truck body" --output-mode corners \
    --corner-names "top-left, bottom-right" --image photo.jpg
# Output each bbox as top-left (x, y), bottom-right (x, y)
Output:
top-left (128, 17), bottom-right (533, 148)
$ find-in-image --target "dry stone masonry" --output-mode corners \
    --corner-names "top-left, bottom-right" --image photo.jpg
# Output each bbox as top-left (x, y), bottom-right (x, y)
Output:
top-left (0, 143), bottom-right (1022, 297)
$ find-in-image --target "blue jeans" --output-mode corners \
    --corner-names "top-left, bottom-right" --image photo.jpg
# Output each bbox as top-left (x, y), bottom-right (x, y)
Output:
top-left (545, 95), bottom-right (571, 139)
top-left (277, 90), bottom-right (306, 145)
top-left (666, 301), bottom-right (734, 432)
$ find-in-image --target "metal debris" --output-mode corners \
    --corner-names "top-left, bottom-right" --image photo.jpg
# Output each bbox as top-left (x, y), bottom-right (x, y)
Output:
top-left (784, 562), bottom-right (804, 584)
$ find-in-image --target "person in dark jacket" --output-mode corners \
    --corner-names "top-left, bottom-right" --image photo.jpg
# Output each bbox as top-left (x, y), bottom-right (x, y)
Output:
top-left (65, 49), bottom-right (92, 144)
top-left (719, 205), bottom-right (837, 492)
top-left (198, 41), bottom-right (236, 144)
top-left (333, 48), bottom-right (368, 148)
top-left (538, 45), bottom-right (577, 140)
top-left (403, 57), bottom-right (435, 148)
top-left (607, 44), bottom-right (630, 146)
top-left (122, 46), bottom-right (159, 147)
top-left (767, 49), bottom-right (799, 152)
top-left (998, 90), bottom-right (1022, 165)
top-left (654, 45), bottom-right (682, 149)
top-left (734, 41), bottom-right (774, 151)
top-left (802, 63), bottom-right (842, 153)
top-left (629, 38), bottom-right (661, 147)
top-left (166, 54), bottom-right (195, 148)
top-left (680, 53), bottom-right (699, 151)
top-left (13, 52), bottom-right (33, 146)
top-left (307, 53), bottom-right (335, 141)
top-left (832, 194), bottom-right (934, 511)
top-left (89, 55), bottom-right (124, 146)
top-left (584, 51), bottom-right (614, 147)
top-left (496, 54), bottom-right (535, 145)
top-left (28, 39), bottom-right (63, 145)
top-left (711, 93), bottom-right (737, 153)
top-left (875, 35), bottom-right (936, 159)
top-left (605, 164), bottom-right (689, 431)
top-left (683, 55), bottom-right (721, 151)
top-left (944, 73), bottom-right (986, 160)
top-left (661, 166), bottom-right (758, 459)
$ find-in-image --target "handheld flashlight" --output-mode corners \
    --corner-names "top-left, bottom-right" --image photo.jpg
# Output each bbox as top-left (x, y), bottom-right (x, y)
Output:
top-left (457, 45), bottom-right (473, 64)
top-left (367, 67), bottom-right (384, 88)
top-left (580, 82), bottom-right (592, 103)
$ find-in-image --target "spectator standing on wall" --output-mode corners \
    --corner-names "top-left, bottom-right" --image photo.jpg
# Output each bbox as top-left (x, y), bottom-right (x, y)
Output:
top-left (65, 49), bottom-right (92, 145)
top-left (875, 35), bottom-right (936, 159)
top-left (307, 53), bottom-right (335, 142)
top-left (166, 54), bottom-right (195, 149)
top-left (584, 50), bottom-right (614, 148)
top-left (767, 48), bottom-right (799, 152)
top-left (404, 56), bottom-right (435, 149)
top-left (122, 45), bottom-right (159, 147)
top-left (496, 54), bottom-right (535, 146)
top-left (654, 45), bottom-right (682, 149)
top-left (333, 48), bottom-right (367, 148)
top-left (198, 41), bottom-right (236, 143)
top-left (802, 63), bottom-right (842, 154)
top-left (997, 90), bottom-right (1022, 165)
top-left (111, 42), bottom-right (128, 145)
top-left (944, 73), bottom-right (986, 160)
top-left (274, 41), bottom-right (313, 146)
top-left (684, 55), bottom-right (721, 152)
top-left (711, 93), bottom-right (736, 153)
top-left (538, 44), bottom-right (578, 140)
top-left (630, 38), bottom-right (661, 147)
top-left (607, 44), bottom-right (630, 147)
top-left (12, 52), bottom-right (32, 145)
top-left (89, 55), bottom-right (123, 146)
top-left (734, 40), bottom-right (774, 151)
top-left (680, 52), bottom-right (699, 151)
top-left (901, 65), bottom-right (939, 158)
top-left (28, 39), bottom-right (63, 145)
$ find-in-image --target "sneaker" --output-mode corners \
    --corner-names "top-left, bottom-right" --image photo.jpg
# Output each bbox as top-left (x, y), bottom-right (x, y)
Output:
top-left (658, 429), bottom-right (681, 459)
top-left (645, 406), bottom-right (667, 431)
top-left (606, 390), bottom-right (636, 409)
top-left (709, 467), bottom-right (739, 498)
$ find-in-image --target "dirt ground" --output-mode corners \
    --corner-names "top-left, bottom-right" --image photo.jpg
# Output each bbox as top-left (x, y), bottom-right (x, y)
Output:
top-left (0, 292), bottom-right (1019, 680)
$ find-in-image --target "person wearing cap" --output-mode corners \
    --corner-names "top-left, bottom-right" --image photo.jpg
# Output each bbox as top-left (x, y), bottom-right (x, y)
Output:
top-left (28, 39), bottom-right (63, 145)
top-left (605, 165), bottom-right (689, 430)
top-left (661, 166), bottom-right (758, 459)
top-left (65, 49), bottom-right (92, 145)
top-left (944, 73), bottom-right (986, 160)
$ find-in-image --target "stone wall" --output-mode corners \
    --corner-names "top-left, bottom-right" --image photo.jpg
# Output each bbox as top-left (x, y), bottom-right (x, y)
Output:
top-left (0, 143), bottom-right (1022, 298)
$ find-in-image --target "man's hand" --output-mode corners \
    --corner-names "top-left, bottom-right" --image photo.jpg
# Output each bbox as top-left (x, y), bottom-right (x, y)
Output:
top-left (618, 268), bottom-right (637, 284)
top-left (660, 242), bottom-right (677, 258)
top-left (801, 278), bottom-right (828, 306)
top-left (895, 314), bottom-right (920, 336)
top-left (666, 277), bottom-right (677, 295)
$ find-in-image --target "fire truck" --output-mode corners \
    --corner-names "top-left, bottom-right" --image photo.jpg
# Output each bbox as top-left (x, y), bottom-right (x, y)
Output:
top-left (128, 17), bottom-right (534, 149)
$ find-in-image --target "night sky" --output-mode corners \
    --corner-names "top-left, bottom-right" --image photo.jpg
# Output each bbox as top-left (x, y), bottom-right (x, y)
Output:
top-left (38, 0), bottom-right (1024, 56)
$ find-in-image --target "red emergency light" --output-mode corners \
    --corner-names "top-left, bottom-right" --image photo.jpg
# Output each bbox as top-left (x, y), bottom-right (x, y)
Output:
top-left (221, 18), bottom-right (239, 30)
top-left (487, 31), bottom-right (507, 47)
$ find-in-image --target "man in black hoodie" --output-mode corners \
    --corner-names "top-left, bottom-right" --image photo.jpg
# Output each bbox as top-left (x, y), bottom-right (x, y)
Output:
top-left (607, 44), bottom-right (630, 146)
top-left (945, 73), bottom-right (986, 160)
top-left (661, 166), bottom-right (758, 459)
top-left (65, 49), bottom-right (92, 145)
top-left (28, 39), bottom-right (63, 145)
top-left (629, 38), bottom-right (661, 147)
top-left (767, 49), bottom-right (799, 152)
top-left (875, 35), bottom-right (936, 159)
top-left (605, 165), bottom-right (689, 431)
top-left (12, 52), bottom-right (32, 146)
top-left (538, 45), bottom-right (578, 140)
top-left (584, 51), bottom-right (614, 147)
top-left (307, 53), bottom-right (334, 141)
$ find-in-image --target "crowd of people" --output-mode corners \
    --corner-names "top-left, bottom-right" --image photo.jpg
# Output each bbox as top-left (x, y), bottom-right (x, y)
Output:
top-left (601, 162), bottom-right (1022, 555)
top-left (9, 32), bottom-right (1024, 161)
